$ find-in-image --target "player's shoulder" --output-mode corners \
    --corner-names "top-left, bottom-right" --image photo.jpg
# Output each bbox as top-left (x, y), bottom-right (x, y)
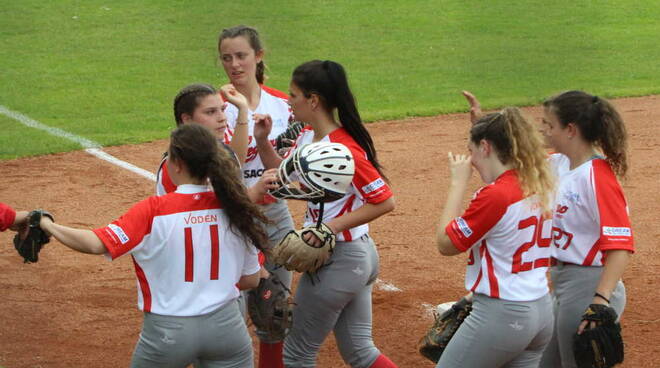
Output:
top-left (328, 128), bottom-right (363, 153)
top-left (474, 170), bottom-right (524, 206)
top-left (590, 158), bottom-right (624, 191)
top-left (261, 85), bottom-right (289, 100)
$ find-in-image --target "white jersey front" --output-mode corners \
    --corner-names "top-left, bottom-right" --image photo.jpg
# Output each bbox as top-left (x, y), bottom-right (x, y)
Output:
top-left (446, 170), bottom-right (552, 301)
top-left (223, 86), bottom-right (293, 200)
top-left (284, 127), bottom-right (393, 242)
top-left (549, 154), bottom-right (634, 266)
top-left (93, 184), bottom-right (260, 316)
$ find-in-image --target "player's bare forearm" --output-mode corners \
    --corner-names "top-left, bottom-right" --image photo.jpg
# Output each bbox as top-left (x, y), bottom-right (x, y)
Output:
top-left (436, 181), bottom-right (469, 256)
top-left (255, 137), bottom-right (283, 169)
top-left (229, 109), bottom-right (249, 166)
top-left (40, 221), bottom-right (107, 255)
top-left (9, 210), bottom-right (29, 231)
top-left (246, 185), bottom-right (263, 203)
top-left (593, 250), bottom-right (632, 304)
top-left (237, 270), bottom-right (261, 290)
top-left (326, 197), bottom-right (395, 235)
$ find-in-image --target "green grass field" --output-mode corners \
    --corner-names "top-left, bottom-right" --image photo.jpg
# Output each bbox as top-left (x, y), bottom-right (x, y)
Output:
top-left (1, 0), bottom-right (659, 159)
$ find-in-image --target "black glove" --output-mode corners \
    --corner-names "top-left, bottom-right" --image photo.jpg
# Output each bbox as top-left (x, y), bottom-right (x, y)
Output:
top-left (13, 210), bottom-right (53, 263)
top-left (573, 304), bottom-right (624, 368)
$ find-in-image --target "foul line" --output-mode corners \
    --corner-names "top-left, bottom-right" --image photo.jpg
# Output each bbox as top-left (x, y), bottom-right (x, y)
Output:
top-left (0, 105), bottom-right (156, 182)
top-left (2, 105), bottom-right (409, 291)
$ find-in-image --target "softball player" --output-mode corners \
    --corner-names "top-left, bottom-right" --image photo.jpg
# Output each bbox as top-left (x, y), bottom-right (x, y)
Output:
top-left (156, 83), bottom-right (262, 197)
top-left (435, 107), bottom-right (556, 367)
top-left (254, 60), bottom-right (398, 368)
top-left (39, 124), bottom-right (269, 368)
top-left (218, 25), bottom-right (296, 368)
top-left (538, 91), bottom-right (634, 368)
top-left (0, 203), bottom-right (28, 232)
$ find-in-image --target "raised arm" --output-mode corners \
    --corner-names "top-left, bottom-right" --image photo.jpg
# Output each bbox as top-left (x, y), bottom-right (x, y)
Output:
top-left (221, 84), bottom-right (250, 165)
top-left (436, 153), bottom-right (473, 256)
top-left (253, 114), bottom-right (284, 169)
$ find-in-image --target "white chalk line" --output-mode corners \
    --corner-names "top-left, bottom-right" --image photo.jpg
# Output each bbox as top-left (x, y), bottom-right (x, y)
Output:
top-left (3, 105), bottom-right (410, 291)
top-left (0, 105), bottom-right (156, 182)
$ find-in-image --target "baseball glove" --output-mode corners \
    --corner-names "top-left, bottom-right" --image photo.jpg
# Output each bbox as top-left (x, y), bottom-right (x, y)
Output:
top-left (270, 223), bottom-right (335, 273)
top-left (419, 297), bottom-right (472, 363)
top-left (247, 274), bottom-right (293, 342)
top-left (276, 121), bottom-right (305, 155)
top-left (13, 210), bottom-right (54, 263)
top-left (573, 304), bottom-right (624, 368)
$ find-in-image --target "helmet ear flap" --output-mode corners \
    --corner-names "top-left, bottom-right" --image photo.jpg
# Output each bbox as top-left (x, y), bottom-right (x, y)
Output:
top-left (269, 142), bottom-right (355, 202)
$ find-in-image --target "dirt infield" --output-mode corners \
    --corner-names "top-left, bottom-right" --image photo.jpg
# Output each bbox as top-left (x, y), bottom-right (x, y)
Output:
top-left (1, 95), bottom-right (659, 367)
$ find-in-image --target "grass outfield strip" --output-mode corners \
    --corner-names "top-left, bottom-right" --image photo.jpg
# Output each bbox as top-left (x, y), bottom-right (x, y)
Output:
top-left (1, 1), bottom-right (659, 159)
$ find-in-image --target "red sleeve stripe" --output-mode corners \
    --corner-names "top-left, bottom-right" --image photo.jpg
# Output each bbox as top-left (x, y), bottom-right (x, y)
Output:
top-left (445, 220), bottom-right (471, 253)
top-left (0, 203), bottom-right (16, 232)
top-left (132, 256), bottom-right (152, 313)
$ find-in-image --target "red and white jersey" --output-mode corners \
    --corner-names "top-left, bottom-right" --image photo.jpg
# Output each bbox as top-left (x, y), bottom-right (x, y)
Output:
top-left (284, 127), bottom-right (393, 242)
top-left (549, 154), bottom-right (634, 266)
top-left (0, 202), bottom-right (16, 232)
top-left (93, 184), bottom-right (260, 316)
top-left (445, 170), bottom-right (552, 301)
top-left (155, 155), bottom-right (177, 196)
top-left (155, 143), bottom-right (237, 196)
top-left (223, 85), bottom-right (293, 205)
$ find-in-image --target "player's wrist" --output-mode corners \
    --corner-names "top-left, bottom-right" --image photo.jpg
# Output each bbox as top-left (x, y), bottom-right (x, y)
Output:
top-left (593, 292), bottom-right (611, 305)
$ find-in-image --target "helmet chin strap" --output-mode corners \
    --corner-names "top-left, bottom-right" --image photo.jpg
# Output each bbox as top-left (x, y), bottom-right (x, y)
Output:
top-left (314, 201), bottom-right (325, 230)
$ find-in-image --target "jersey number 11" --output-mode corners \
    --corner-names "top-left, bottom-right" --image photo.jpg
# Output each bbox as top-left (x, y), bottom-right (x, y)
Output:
top-left (183, 225), bottom-right (220, 282)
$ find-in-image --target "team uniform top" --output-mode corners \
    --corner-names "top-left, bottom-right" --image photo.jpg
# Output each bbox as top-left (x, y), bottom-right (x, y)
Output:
top-left (0, 202), bottom-right (16, 232)
top-left (549, 153), bottom-right (634, 266)
top-left (92, 184), bottom-right (260, 317)
top-left (155, 142), bottom-right (237, 196)
top-left (445, 170), bottom-right (552, 301)
top-left (223, 85), bottom-right (293, 204)
top-left (284, 126), bottom-right (393, 242)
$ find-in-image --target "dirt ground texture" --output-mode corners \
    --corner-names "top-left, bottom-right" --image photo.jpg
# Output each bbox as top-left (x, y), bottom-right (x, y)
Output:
top-left (1, 95), bottom-right (659, 367)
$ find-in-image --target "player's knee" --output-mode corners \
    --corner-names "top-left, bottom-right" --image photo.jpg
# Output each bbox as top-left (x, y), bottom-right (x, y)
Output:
top-left (282, 339), bottom-right (316, 368)
top-left (339, 345), bottom-right (380, 368)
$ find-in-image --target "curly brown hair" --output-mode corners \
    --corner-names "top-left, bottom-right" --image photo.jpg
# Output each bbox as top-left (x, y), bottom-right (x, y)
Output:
top-left (471, 107), bottom-right (555, 214)
top-left (169, 124), bottom-right (269, 250)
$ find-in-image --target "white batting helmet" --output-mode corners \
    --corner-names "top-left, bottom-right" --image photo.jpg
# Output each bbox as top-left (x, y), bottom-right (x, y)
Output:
top-left (270, 142), bottom-right (355, 202)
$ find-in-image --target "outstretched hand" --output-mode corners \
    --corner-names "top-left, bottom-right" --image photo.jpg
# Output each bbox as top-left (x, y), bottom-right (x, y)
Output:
top-left (462, 91), bottom-right (483, 125)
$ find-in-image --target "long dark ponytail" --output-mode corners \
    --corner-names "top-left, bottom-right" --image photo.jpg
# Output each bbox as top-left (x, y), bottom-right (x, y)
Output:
top-left (169, 124), bottom-right (269, 249)
top-left (544, 91), bottom-right (628, 178)
top-left (292, 60), bottom-right (388, 181)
